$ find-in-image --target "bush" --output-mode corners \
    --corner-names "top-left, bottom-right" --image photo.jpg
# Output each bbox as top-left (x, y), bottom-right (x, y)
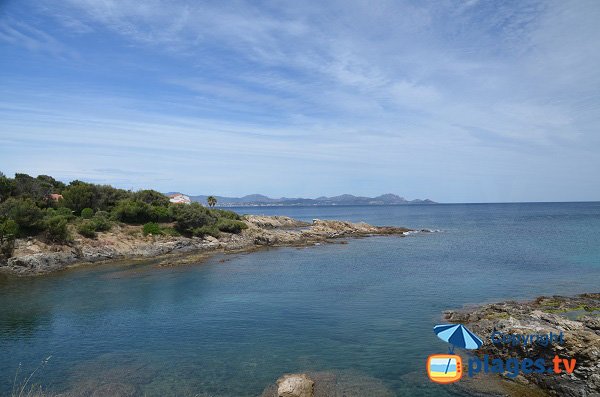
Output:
top-left (142, 222), bottom-right (162, 236)
top-left (0, 218), bottom-right (18, 259)
top-left (112, 199), bottom-right (151, 224)
top-left (55, 207), bottom-right (75, 219)
top-left (210, 208), bottom-right (241, 220)
top-left (170, 203), bottom-right (216, 234)
top-left (0, 197), bottom-right (44, 235)
top-left (0, 172), bottom-right (14, 203)
top-left (134, 190), bottom-right (170, 207)
top-left (62, 183), bottom-right (97, 214)
top-left (77, 220), bottom-right (97, 238)
top-left (44, 215), bottom-right (70, 243)
top-left (92, 213), bottom-right (112, 232)
top-left (149, 205), bottom-right (171, 222)
top-left (94, 185), bottom-right (132, 212)
top-left (12, 173), bottom-right (54, 204)
top-left (161, 227), bottom-right (181, 237)
top-left (216, 219), bottom-right (248, 234)
top-left (192, 225), bottom-right (220, 238)
top-left (80, 208), bottom-right (94, 219)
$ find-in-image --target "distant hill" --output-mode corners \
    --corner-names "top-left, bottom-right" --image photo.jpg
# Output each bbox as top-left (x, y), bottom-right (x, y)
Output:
top-left (166, 193), bottom-right (436, 207)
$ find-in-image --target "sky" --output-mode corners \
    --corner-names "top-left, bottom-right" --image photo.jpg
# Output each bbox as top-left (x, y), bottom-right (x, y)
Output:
top-left (1, 0), bottom-right (599, 203)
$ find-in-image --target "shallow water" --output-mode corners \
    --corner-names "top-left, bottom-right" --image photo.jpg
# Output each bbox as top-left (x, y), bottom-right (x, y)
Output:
top-left (1, 202), bottom-right (599, 396)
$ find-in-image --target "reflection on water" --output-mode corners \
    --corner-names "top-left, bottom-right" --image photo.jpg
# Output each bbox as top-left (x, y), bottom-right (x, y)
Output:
top-left (1, 203), bottom-right (599, 396)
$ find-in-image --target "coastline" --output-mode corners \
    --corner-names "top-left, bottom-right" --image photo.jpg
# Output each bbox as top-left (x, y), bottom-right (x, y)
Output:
top-left (0, 215), bottom-right (412, 276)
top-left (444, 293), bottom-right (600, 397)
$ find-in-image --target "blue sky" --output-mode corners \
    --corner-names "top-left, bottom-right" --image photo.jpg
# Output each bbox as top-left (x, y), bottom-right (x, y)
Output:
top-left (1, 0), bottom-right (599, 202)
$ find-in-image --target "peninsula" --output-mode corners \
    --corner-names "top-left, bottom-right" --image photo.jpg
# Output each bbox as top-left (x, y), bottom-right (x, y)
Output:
top-left (0, 172), bottom-right (412, 276)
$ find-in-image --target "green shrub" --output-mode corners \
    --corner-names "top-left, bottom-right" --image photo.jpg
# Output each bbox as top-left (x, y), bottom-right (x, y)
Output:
top-left (80, 208), bottom-right (94, 219)
top-left (94, 210), bottom-right (110, 219)
top-left (142, 222), bottom-right (162, 236)
top-left (62, 183), bottom-right (97, 214)
top-left (92, 214), bottom-right (112, 232)
top-left (0, 218), bottom-right (18, 259)
top-left (112, 199), bottom-right (151, 224)
top-left (192, 225), bottom-right (220, 238)
top-left (149, 205), bottom-right (171, 222)
top-left (0, 197), bottom-right (44, 235)
top-left (77, 220), bottom-right (97, 238)
top-left (210, 208), bottom-right (241, 220)
top-left (44, 215), bottom-right (70, 243)
top-left (170, 203), bottom-right (216, 234)
top-left (55, 207), bottom-right (75, 219)
top-left (0, 172), bottom-right (14, 203)
top-left (161, 227), bottom-right (181, 237)
top-left (216, 219), bottom-right (248, 234)
top-left (134, 190), bottom-right (170, 207)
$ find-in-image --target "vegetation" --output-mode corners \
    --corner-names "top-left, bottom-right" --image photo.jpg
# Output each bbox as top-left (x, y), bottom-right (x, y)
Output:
top-left (0, 172), bottom-right (247, 259)
top-left (43, 216), bottom-right (70, 243)
top-left (216, 219), bottom-right (248, 233)
top-left (77, 220), bottom-right (97, 238)
top-left (207, 195), bottom-right (217, 207)
top-left (80, 208), bottom-right (94, 219)
top-left (0, 218), bottom-right (18, 260)
top-left (142, 222), bottom-right (162, 236)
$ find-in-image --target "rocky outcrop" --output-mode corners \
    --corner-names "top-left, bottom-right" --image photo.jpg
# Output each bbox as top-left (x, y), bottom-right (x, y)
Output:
top-left (261, 370), bottom-right (395, 397)
top-left (444, 293), bottom-right (600, 397)
top-left (276, 374), bottom-right (314, 397)
top-left (0, 216), bottom-right (412, 276)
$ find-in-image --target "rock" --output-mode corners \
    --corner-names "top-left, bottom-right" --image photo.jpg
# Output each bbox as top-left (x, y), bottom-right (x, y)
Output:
top-left (443, 293), bottom-right (600, 397)
top-left (277, 374), bottom-right (314, 397)
top-left (1, 215), bottom-right (412, 276)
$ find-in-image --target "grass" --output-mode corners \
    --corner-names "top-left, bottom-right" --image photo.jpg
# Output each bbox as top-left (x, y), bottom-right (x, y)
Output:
top-left (11, 356), bottom-right (52, 397)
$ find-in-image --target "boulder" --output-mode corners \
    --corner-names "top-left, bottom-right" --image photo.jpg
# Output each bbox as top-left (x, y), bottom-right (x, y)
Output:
top-left (277, 374), bottom-right (314, 397)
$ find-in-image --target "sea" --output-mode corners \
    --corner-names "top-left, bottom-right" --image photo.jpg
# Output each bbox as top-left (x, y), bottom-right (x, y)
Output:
top-left (1, 202), bottom-right (599, 396)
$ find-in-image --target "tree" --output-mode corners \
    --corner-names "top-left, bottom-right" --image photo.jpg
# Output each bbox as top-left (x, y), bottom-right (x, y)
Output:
top-left (0, 218), bottom-right (18, 259)
top-left (112, 199), bottom-right (152, 224)
top-left (0, 197), bottom-right (44, 234)
top-left (0, 172), bottom-right (14, 203)
top-left (62, 183), bottom-right (96, 214)
top-left (134, 190), bottom-right (170, 207)
top-left (170, 202), bottom-right (216, 234)
top-left (36, 175), bottom-right (66, 192)
top-left (44, 215), bottom-right (70, 243)
top-left (13, 173), bottom-right (53, 204)
top-left (95, 185), bottom-right (132, 212)
top-left (207, 196), bottom-right (217, 207)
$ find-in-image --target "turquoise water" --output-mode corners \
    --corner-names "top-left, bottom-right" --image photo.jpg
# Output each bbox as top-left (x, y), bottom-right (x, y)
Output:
top-left (1, 202), bottom-right (599, 396)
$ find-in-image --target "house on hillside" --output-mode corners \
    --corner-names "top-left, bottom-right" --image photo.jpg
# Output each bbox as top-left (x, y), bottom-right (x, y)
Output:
top-left (48, 193), bottom-right (64, 202)
top-left (168, 193), bottom-right (191, 204)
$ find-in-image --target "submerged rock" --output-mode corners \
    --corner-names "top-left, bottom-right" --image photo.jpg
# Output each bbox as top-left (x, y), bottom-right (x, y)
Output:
top-left (262, 370), bottom-right (394, 397)
top-left (277, 374), bottom-right (314, 397)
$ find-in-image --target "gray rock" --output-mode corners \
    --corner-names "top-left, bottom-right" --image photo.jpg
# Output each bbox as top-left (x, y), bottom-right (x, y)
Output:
top-left (277, 374), bottom-right (314, 397)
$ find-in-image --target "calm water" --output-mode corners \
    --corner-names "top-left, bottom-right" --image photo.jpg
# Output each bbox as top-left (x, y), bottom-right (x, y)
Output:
top-left (1, 203), bottom-right (599, 396)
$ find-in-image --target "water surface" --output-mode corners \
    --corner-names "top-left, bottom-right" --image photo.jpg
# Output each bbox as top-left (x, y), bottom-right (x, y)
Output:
top-left (1, 202), bottom-right (599, 396)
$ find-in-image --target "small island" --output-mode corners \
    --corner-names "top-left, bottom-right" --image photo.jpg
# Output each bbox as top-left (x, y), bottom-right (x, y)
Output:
top-left (0, 172), bottom-right (411, 276)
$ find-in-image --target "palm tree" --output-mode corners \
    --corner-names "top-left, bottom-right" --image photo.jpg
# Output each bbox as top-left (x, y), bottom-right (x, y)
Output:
top-left (207, 195), bottom-right (217, 207)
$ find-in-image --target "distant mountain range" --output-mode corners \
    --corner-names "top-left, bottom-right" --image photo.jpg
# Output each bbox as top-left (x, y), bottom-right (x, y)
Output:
top-left (166, 193), bottom-right (436, 207)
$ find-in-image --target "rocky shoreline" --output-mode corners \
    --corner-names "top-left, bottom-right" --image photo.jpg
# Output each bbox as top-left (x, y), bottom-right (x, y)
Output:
top-left (444, 293), bottom-right (600, 397)
top-left (0, 215), bottom-right (412, 276)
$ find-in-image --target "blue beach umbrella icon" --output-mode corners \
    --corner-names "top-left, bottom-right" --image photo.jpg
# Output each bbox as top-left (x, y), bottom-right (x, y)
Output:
top-left (433, 324), bottom-right (483, 375)
top-left (434, 324), bottom-right (483, 352)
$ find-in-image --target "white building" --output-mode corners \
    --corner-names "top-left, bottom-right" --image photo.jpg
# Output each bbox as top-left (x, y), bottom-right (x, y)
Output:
top-left (168, 193), bottom-right (191, 204)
